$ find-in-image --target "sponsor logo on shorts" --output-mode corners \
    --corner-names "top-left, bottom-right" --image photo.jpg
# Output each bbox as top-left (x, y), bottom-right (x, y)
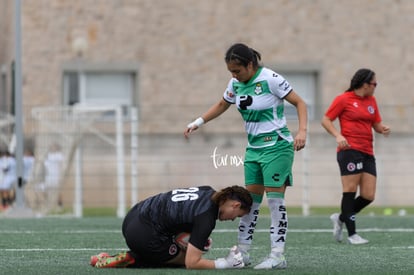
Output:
top-left (264, 136), bottom-right (272, 142)
top-left (169, 244), bottom-right (178, 255)
top-left (347, 162), bottom-right (356, 172)
top-left (272, 173), bottom-right (280, 182)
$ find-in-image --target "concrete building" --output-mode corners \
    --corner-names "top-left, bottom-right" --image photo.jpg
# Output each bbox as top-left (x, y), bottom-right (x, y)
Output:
top-left (0, 0), bottom-right (413, 214)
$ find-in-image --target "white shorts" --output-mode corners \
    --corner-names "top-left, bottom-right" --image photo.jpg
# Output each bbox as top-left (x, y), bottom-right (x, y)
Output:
top-left (0, 178), bottom-right (15, 190)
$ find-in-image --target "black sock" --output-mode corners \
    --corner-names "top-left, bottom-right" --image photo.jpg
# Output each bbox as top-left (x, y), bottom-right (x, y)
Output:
top-left (7, 196), bottom-right (14, 205)
top-left (354, 196), bottom-right (372, 213)
top-left (340, 192), bottom-right (356, 236)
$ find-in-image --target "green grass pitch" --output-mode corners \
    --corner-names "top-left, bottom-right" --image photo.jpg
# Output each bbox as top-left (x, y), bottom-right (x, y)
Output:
top-left (1, 214), bottom-right (414, 274)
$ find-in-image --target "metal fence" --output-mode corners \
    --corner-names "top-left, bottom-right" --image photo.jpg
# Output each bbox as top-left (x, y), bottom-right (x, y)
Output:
top-left (1, 104), bottom-right (413, 216)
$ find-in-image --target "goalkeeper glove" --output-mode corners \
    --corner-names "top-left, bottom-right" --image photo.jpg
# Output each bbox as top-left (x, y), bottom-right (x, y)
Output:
top-left (214, 246), bottom-right (244, 269)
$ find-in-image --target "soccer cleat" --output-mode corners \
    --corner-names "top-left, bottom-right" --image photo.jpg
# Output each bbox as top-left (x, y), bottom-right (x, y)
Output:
top-left (240, 250), bottom-right (251, 266)
top-left (348, 234), bottom-right (369, 245)
top-left (236, 244), bottom-right (251, 266)
top-left (254, 253), bottom-right (287, 270)
top-left (236, 246), bottom-right (251, 266)
top-left (90, 252), bottom-right (110, 266)
top-left (94, 251), bottom-right (135, 268)
top-left (330, 213), bottom-right (344, 242)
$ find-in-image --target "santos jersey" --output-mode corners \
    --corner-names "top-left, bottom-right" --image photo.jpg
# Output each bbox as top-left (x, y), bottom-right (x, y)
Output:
top-left (223, 67), bottom-right (294, 148)
top-left (135, 186), bottom-right (218, 250)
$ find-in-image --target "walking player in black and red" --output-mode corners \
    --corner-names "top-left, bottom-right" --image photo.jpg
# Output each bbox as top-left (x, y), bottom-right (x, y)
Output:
top-left (321, 68), bottom-right (390, 244)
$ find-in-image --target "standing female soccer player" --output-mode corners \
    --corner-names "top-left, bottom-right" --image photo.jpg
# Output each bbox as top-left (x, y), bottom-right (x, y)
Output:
top-left (90, 185), bottom-right (252, 269)
top-left (321, 68), bottom-right (390, 244)
top-left (184, 43), bottom-right (308, 269)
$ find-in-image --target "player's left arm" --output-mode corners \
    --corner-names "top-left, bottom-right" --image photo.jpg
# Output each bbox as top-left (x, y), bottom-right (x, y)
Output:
top-left (284, 90), bottom-right (308, 151)
top-left (371, 97), bottom-right (390, 136)
top-left (373, 122), bottom-right (391, 136)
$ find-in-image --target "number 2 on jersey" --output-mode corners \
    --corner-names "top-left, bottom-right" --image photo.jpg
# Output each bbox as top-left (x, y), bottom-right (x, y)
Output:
top-left (171, 187), bottom-right (199, 202)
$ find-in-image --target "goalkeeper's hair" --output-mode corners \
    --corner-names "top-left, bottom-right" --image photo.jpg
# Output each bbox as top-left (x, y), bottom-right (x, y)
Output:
top-left (212, 185), bottom-right (253, 212)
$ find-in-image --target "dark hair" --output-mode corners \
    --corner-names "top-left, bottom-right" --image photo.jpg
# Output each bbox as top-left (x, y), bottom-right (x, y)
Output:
top-left (212, 185), bottom-right (252, 212)
top-left (224, 43), bottom-right (262, 68)
top-left (346, 68), bottom-right (375, 92)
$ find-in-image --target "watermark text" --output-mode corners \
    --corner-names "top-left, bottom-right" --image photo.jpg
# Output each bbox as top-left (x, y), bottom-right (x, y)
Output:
top-left (210, 146), bottom-right (243, 169)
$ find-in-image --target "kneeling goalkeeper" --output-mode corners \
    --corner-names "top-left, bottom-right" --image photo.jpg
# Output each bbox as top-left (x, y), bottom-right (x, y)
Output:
top-left (90, 185), bottom-right (252, 269)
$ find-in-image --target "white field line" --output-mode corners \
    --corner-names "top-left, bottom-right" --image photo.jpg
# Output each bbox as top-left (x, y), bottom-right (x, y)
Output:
top-left (215, 228), bottom-right (414, 233)
top-left (1, 228), bottom-right (414, 234)
top-left (1, 228), bottom-right (414, 252)
top-left (2, 246), bottom-right (414, 252)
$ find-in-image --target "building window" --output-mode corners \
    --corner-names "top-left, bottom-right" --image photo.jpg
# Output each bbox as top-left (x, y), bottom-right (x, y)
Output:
top-left (272, 65), bottom-right (321, 121)
top-left (62, 63), bottom-right (139, 117)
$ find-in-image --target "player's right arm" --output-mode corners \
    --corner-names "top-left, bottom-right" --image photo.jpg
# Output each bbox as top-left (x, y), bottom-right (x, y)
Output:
top-left (321, 115), bottom-right (349, 149)
top-left (184, 243), bottom-right (214, 269)
top-left (184, 98), bottom-right (231, 138)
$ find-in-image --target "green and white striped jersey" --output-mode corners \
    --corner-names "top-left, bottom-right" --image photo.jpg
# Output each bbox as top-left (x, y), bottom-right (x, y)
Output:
top-left (223, 67), bottom-right (294, 148)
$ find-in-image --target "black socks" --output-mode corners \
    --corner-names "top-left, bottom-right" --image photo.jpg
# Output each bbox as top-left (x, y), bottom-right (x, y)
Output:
top-left (339, 192), bottom-right (373, 236)
top-left (354, 196), bottom-right (372, 213)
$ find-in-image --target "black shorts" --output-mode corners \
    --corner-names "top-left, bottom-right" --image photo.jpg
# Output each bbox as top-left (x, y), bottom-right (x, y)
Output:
top-left (337, 149), bottom-right (376, 176)
top-left (121, 204), bottom-right (182, 267)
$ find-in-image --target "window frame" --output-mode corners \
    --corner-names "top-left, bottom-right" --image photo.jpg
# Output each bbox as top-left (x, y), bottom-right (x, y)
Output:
top-left (61, 61), bottom-right (139, 112)
top-left (269, 64), bottom-right (322, 121)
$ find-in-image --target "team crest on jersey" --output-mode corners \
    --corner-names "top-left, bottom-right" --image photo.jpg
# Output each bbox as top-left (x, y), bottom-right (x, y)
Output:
top-left (367, 106), bottom-right (375, 114)
top-left (347, 162), bottom-right (356, 172)
top-left (353, 102), bottom-right (358, 108)
top-left (169, 244), bottom-right (178, 255)
top-left (254, 84), bottom-right (263, 95)
top-left (226, 90), bottom-right (235, 98)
